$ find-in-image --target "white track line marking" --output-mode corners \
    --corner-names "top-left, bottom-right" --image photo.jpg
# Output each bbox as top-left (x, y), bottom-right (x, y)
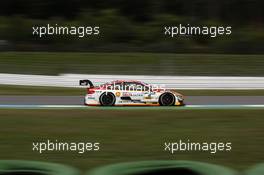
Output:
top-left (0, 105), bottom-right (86, 108)
top-left (186, 105), bottom-right (264, 108)
top-left (0, 104), bottom-right (264, 109)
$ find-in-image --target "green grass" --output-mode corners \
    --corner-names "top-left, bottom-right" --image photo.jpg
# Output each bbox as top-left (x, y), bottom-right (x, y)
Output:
top-left (0, 109), bottom-right (263, 172)
top-left (0, 85), bottom-right (264, 96)
top-left (0, 52), bottom-right (264, 76)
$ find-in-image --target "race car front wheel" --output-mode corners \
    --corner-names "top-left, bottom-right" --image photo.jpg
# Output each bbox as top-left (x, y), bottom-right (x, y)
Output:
top-left (99, 92), bottom-right (116, 106)
top-left (159, 92), bottom-right (175, 106)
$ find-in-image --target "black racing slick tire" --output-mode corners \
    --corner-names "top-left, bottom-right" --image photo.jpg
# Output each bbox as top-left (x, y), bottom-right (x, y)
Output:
top-left (159, 92), bottom-right (175, 106)
top-left (99, 92), bottom-right (116, 106)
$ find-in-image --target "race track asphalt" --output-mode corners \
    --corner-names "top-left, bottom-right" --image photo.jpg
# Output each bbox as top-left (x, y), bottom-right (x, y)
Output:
top-left (0, 96), bottom-right (264, 105)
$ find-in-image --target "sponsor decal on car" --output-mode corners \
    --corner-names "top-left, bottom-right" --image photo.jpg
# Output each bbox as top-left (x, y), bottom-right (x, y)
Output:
top-left (144, 96), bottom-right (152, 99)
top-left (115, 92), bottom-right (121, 97)
top-left (123, 92), bottom-right (143, 97)
top-left (122, 92), bottom-right (132, 96)
top-left (133, 93), bottom-right (143, 96)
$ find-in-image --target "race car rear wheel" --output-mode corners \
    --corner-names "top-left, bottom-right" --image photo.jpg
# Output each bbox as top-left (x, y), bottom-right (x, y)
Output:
top-left (99, 92), bottom-right (116, 106)
top-left (159, 92), bottom-right (175, 106)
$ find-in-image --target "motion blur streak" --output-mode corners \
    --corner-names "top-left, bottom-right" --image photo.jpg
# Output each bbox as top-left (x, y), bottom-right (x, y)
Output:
top-left (0, 104), bottom-right (264, 109)
top-left (1, 74), bottom-right (264, 89)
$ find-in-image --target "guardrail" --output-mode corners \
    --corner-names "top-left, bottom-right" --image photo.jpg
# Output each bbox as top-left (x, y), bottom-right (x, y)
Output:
top-left (1, 73), bottom-right (264, 89)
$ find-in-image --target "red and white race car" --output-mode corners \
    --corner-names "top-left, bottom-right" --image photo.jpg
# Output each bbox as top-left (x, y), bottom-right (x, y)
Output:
top-left (80, 79), bottom-right (185, 106)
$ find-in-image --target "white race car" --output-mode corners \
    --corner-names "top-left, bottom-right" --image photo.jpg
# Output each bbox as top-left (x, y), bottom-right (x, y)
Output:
top-left (80, 79), bottom-right (185, 106)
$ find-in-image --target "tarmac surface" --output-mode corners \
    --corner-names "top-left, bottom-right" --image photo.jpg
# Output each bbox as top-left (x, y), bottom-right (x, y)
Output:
top-left (0, 96), bottom-right (264, 105)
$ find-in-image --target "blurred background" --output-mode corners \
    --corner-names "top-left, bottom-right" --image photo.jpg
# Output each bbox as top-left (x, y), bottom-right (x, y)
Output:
top-left (0, 0), bottom-right (264, 76)
top-left (0, 1), bottom-right (264, 172)
top-left (0, 0), bottom-right (263, 53)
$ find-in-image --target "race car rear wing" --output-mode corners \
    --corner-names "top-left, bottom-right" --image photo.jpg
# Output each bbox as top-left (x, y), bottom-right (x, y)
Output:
top-left (79, 79), bottom-right (94, 88)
